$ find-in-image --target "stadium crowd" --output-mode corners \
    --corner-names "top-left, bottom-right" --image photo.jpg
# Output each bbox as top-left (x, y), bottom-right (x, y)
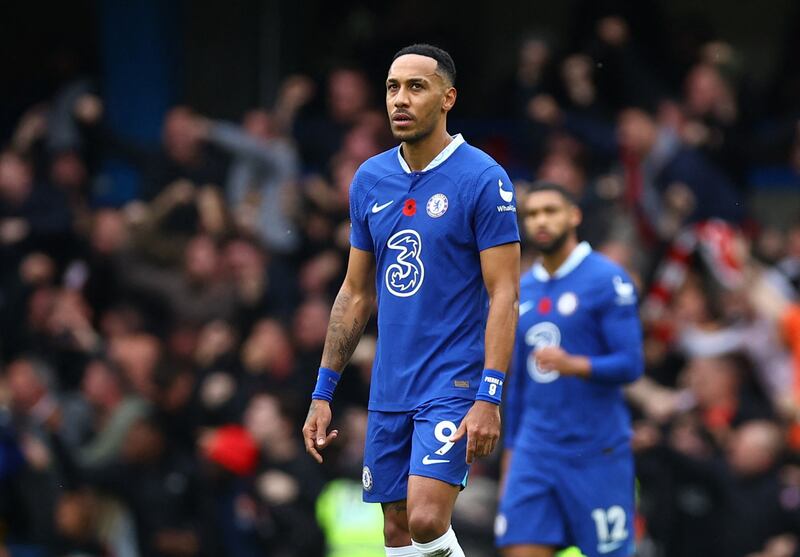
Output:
top-left (2, 8), bottom-right (800, 557)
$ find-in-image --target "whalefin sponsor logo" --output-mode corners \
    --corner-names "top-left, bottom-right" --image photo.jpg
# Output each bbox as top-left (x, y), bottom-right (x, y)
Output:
top-left (613, 276), bottom-right (636, 305)
top-left (498, 179), bottom-right (514, 202)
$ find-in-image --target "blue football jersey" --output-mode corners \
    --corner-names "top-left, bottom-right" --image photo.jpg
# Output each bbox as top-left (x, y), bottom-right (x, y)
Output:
top-left (349, 134), bottom-right (520, 411)
top-left (504, 243), bottom-right (644, 456)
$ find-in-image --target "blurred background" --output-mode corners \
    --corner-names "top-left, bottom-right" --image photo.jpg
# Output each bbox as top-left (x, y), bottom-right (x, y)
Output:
top-left (2, 0), bottom-right (800, 556)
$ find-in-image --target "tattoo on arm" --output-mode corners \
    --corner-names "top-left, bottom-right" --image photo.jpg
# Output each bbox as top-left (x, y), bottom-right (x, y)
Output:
top-left (322, 290), bottom-right (367, 370)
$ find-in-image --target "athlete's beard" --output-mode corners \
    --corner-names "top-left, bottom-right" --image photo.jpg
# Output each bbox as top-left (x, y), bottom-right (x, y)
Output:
top-left (532, 229), bottom-right (571, 255)
top-left (392, 116), bottom-right (437, 144)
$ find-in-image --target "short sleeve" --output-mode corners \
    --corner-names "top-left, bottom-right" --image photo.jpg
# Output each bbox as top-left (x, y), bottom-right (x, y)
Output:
top-left (472, 166), bottom-right (521, 251)
top-left (349, 171), bottom-right (374, 252)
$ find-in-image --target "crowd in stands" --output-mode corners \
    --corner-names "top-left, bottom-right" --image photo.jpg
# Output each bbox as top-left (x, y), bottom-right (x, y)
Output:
top-left (2, 8), bottom-right (800, 557)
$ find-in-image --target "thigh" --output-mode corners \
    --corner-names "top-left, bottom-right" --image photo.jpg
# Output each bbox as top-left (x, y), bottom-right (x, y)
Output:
top-left (557, 450), bottom-right (636, 557)
top-left (406, 474), bottom-right (460, 519)
top-left (363, 410), bottom-right (414, 503)
top-left (409, 397), bottom-right (472, 487)
top-left (496, 448), bottom-right (567, 549)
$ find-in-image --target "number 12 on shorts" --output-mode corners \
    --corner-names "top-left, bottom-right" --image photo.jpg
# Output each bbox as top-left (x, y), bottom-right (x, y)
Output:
top-left (590, 506), bottom-right (628, 553)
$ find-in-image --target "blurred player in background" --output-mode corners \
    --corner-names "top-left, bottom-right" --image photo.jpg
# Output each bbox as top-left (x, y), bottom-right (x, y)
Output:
top-left (496, 182), bottom-right (644, 557)
top-left (302, 43), bottom-right (521, 557)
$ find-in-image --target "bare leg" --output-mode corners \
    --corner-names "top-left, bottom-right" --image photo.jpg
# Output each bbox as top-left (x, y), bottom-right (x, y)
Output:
top-left (406, 475), bottom-right (460, 543)
top-left (382, 500), bottom-right (412, 548)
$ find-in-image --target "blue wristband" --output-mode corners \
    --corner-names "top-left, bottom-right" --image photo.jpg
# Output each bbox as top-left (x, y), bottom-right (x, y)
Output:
top-left (475, 369), bottom-right (504, 405)
top-left (312, 367), bottom-right (340, 402)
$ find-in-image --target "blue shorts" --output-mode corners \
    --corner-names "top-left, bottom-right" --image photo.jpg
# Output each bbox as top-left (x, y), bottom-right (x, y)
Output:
top-left (495, 444), bottom-right (635, 557)
top-left (362, 397), bottom-right (473, 503)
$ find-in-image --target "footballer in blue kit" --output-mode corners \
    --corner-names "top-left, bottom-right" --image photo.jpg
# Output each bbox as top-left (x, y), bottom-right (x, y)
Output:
top-left (496, 182), bottom-right (644, 557)
top-left (302, 44), bottom-right (521, 557)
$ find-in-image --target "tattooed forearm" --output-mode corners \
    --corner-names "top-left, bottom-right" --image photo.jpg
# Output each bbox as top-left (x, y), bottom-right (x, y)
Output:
top-left (337, 317), bottom-right (362, 364)
top-left (321, 289), bottom-right (369, 370)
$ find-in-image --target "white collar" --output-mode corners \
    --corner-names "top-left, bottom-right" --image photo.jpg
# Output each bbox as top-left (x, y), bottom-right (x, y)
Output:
top-left (397, 133), bottom-right (465, 174)
top-left (531, 241), bottom-right (592, 281)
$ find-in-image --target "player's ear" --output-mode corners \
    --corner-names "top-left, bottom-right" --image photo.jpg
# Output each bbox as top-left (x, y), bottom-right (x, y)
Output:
top-left (442, 86), bottom-right (457, 112)
top-left (570, 204), bottom-right (583, 228)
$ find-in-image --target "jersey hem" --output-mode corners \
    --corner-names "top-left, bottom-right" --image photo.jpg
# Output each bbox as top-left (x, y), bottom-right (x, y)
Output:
top-left (478, 236), bottom-right (520, 252)
top-left (367, 392), bottom-right (476, 412)
top-left (407, 471), bottom-right (465, 488)
top-left (349, 241), bottom-right (374, 252)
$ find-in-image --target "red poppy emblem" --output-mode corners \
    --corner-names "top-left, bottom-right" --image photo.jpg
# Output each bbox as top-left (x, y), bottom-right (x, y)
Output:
top-left (538, 297), bottom-right (552, 314)
top-left (403, 199), bottom-right (417, 216)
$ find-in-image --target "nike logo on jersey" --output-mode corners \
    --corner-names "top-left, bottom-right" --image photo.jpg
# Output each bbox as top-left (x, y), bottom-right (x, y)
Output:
top-left (498, 179), bottom-right (514, 203)
top-left (372, 200), bottom-right (394, 213)
top-left (422, 454), bottom-right (450, 465)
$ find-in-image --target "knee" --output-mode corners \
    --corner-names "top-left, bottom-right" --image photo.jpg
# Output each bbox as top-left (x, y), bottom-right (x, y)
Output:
top-left (407, 507), bottom-right (450, 543)
top-left (383, 513), bottom-right (411, 547)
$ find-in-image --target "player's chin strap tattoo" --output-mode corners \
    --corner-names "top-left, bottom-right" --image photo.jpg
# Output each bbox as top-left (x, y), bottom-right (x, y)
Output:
top-left (321, 289), bottom-right (368, 370)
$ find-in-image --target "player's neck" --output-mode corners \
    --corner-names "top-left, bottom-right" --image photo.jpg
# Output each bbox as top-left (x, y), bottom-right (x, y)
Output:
top-left (541, 237), bottom-right (579, 275)
top-left (401, 129), bottom-right (453, 172)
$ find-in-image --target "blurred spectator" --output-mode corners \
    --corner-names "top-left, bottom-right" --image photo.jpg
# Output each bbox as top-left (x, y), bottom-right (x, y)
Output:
top-left (680, 60), bottom-right (750, 188)
top-left (292, 298), bottom-right (333, 386)
top-left (74, 96), bottom-right (228, 202)
top-left (54, 488), bottom-right (139, 557)
top-left (57, 415), bottom-right (214, 557)
top-left (636, 419), bottom-right (800, 557)
top-left (536, 151), bottom-right (629, 250)
top-left (222, 235), bottom-right (299, 327)
top-left (242, 393), bottom-right (325, 556)
top-left (76, 358), bottom-right (150, 467)
top-left (508, 33), bottom-right (556, 119)
top-left (117, 233), bottom-right (236, 327)
top-left (616, 107), bottom-right (743, 238)
top-left (108, 333), bottom-right (162, 400)
top-left (294, 67), bottom-right (373, 170)
top-left (196, 109), bottom-right (302, 254)
top-left (0, 151), bottom-right (72, 269)
top-left (239, 319), bottom-right (299, 396)
top-left (3, 356), bottom-right (63, 551)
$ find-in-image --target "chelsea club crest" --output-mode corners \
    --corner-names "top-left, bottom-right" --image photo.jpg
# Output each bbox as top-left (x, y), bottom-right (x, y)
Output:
top-left (426, 193), bottom-right (448, 218)
top-left (362, 466), bottom-right (373, 491)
